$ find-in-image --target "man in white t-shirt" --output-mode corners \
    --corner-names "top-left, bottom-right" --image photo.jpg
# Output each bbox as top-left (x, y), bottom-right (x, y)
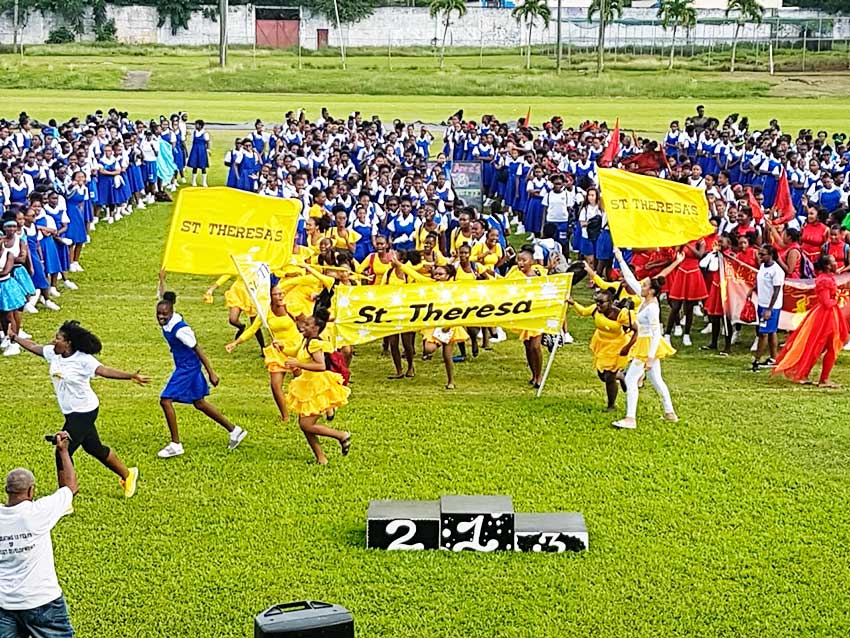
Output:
top-left (0, 431), bottom-right (78, 637)
top-left (751, 244), bottom-right (785, 371)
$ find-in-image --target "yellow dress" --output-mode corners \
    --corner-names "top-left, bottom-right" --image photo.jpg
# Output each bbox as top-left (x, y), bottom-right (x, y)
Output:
top-left (453, 264), bottom-right (478, 281)
top-left (573, 302), bottom-right (634, 372)
top-left (415, 224), bottom-right (445, 250)
top-left (470, 243), bottom-right (503, 276)
top-left (450, 229), bottom-right (474, 255)
top-left (505, 266), bottom-right (542, 341)
top-left (286, 338), bottom-right (351, 416)
top-left (237, 312), bottom-right (301, 372)
top-left (355, 252), bottom-right (393, 284)
top-left (396, 263), bottom-right (469, 345)
top-left (327, 227), bottom-right (361, 251)
top-left (223, 279), bottom-right (256, 315)
top-left (592, 273), bottom-right (642, 310)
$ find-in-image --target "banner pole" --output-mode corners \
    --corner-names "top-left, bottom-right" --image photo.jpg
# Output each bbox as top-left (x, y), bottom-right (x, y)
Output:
top-left (231, 255), bottom-right (272, 334)
top-left (536, 342), bottom-right (559, 398)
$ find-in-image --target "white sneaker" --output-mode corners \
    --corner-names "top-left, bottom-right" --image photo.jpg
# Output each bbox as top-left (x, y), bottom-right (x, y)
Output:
top-left (180, 177), bottom-right (187, 184)
top-left (682, 334), bottom-right (692, 347)
top-left (516, 223), bottom-right (526, 234)
top-left (693, 305), bottom-right (704, 317)
top-left (114, 212), bottom-right (123, 221)
top-left (673, 325), bottom-right (683, 337)
top-left (228, 426), bottom-right (248, 450)
top-left (107, 216), bottom-right (114, 224)
top-left (700, 323), bottom-right (713, 335)
top-left (663, 334), bottom-right (672, 347)
top-left (48, 287), bottom-right (61, 298)
top-left (612, 419), bottom-right (636, 430)
top-left (843, 341), bottom-right (850, 351)
top-left (561, 331), bottom-right (574, 345)
top-left (0, 336), bottom-right (9, 351)
top-left (17, 329), bottom-right (30, 339)
top-left (125, 206), bottom-right (133, 215)
top-left (730, 329), bottom-right (741, 345)
top-left (64, 280), bottom-right (78, 291)
top-left (750, 338), bottom-right (759, 352)
top-left (44, 299), bottom-right (61, 311)
top-left (493, 327), bottom-right (507, 343)
top-left (23, 302), bottom-right (38, 314)
top-left (136, 202), bottom-right (146, 210)
top-left (68, 262), bottom-right (80, 273)
top-left (157, 442), bottom-right (185, 458)
top-left (3, 342), bottom-right (20, 356)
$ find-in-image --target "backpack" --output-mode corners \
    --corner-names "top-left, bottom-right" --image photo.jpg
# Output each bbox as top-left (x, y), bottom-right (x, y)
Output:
top-left (799, 250), bottom-right (816, 279)
top-left (585, 214), bottom-right (603, 241)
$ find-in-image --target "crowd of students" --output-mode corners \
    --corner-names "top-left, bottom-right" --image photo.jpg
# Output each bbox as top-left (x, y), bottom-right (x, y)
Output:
top-left (0, 109), bottom-right (208, 356)
top-left (4, 104), bottom-right (850, 463)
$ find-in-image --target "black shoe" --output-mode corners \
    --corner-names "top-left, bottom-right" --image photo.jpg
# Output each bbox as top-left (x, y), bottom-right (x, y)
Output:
top-left (751, 360), bottom-right (760, 372)
top-left (762, 358), bottom-right (777, 368)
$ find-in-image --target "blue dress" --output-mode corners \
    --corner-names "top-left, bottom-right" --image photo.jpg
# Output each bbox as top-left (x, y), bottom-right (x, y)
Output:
top-left (237, 152), bottom-right (259, 192)
top-left (9, 180), bottom-right (30, 206)
top-left (173, 132), bottom-right (186, 171)
top-left (523, 179), bottom-right (547, 236)
top-left (161, 316), bottom-right (209, 404)
top-left (352, 220), bottom-right (374, 263)
top-left (388, 214), bottom-right (417, 252)
top-left (0, 271), bottom-right (27, 312)
top-left (188, 130), bottom-right (209, 169)
top-left (35, 216), bottom-right (61, 275)
top-left (45, 206), bottom-right (70, 272)
top-left (65, 187), bottom-right (89, 244)
top-left (97, 157), bottom-right (120, 206)
top-left (23, 226), bottom-right (48, 289)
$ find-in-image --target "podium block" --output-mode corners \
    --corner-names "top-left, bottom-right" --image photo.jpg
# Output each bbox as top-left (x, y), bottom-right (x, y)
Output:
top-left (439, 495), bottom-right (515, 552)
top-left (254, 601), bottom-right (353, 637)
top-left (514, 512), bottom-right (588, 553)
top-left (366, 500), bottom-right (440, 550)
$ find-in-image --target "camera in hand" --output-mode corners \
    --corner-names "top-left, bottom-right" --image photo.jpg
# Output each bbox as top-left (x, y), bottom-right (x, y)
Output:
top-left (44, 434), bottom-right (71, 445)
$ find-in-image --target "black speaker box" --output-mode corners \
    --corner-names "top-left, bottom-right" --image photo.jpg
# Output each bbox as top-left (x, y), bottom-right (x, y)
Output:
top-left (254, 601), bottom-right (354, 637)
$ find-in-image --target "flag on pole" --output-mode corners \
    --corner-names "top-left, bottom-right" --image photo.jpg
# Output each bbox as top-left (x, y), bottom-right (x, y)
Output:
top-left (598, 168), bottom-right (714, 249)
top-left (231, 254), bottom-right (272, 331)
top-left (746, 187), bottom-right (764, 222)
top-left (599, 118), bottom-right (620, 168)
top-left (524, 106), bottom-right (531, 128)
top-left (773, 169), bottom-right (796, 224)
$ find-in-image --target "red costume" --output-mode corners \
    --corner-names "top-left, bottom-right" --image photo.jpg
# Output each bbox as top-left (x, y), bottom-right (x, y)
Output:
top-left (800, 222), bottom-right (829, 262)
top-left (774, 273), bottom-right (849, 383)
top-left (826, 240), bottom-right (848, 268)
top-left (735, 246), bottom-right (758, 268)
top-left (668, 239), bottom-right (708, 301)
top-left (778, 242), bottom-right (802, 278)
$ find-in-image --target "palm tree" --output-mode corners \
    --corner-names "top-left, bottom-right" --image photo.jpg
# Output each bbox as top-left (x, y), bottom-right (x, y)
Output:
top-left (657, 0), bottom-right (697, 70)
top-left (512, 0), bottom-right (551, 70)
top-left (429, 0), bottom-right (467, 70)
top-left (587, 0), bottom-right (624, 74)
top-left (726, 0), bottom-right (764, 73)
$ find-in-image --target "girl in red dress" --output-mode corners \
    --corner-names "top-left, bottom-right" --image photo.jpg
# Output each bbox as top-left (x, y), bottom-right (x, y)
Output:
top-left (799, 205), bottom-right (829, 262)
top-left (767, 223), bottom-right (803, 278)
top-left (735, 234), bottom-right (759, 267)
top-left (664, 238), bottom-right (707, 347)
top-left (700, 235), bottom-right (734, 354)
top-left (825, 225), bottom-right (849, 272)
top-left (774, 254), bottom-right (848, 387)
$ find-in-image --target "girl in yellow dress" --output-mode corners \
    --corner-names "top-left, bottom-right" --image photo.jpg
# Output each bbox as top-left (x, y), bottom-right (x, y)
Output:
top-left (225, 285), bottom-right (302, 422)
top-left (204, 275), bottom-right (265, 352)
top-left (504, 247), bottom-right (544, 387)
top-left (470, 227), bottom-right (506, 277)
top-left (355, 234), bottom-right (393, 285)
top-left (285, 310), bottom-right (351, 465)
top-left (611, 247), bottom-right (681, 429)
top-left (393, 257), bottom-right (468, 389)
top-left (327, 209), bottom-right (360, 253)
top-left (454, 243), bottom-right (492, 359)
top-left (568, 289), bottom-right (635, 412)
top-left (417, 232), bottom-right (448, 277)
top-left (382, 250), bottom-right (419, 378)
top-left (299, 216), bottom-right (330, 264)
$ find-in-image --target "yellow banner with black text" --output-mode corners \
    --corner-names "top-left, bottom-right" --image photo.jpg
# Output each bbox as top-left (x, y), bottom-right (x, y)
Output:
top-left (161, 187), bottom-right (301, 275)
top-left (597, 168), bottom-right (713, 249)
top-left (331, 275), bottom-right (573, 347)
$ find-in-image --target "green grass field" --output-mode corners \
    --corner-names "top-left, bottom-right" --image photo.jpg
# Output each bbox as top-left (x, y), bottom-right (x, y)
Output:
top-left (1, 88), bottom-right (850, 637)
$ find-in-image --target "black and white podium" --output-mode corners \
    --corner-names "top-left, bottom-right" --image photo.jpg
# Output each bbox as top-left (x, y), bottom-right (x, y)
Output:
top-left (367, 495), bottom-right (587, 553)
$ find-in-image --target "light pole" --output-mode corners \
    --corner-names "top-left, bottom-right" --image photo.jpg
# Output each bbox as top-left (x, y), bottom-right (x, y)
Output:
top-left (219, 0), bottom-right (228, 67)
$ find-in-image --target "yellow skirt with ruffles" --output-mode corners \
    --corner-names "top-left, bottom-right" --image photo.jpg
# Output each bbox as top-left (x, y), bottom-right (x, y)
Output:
top-left (512, 329), bottom-right (543, 341)
top-left (283, 289), bottom-right (314, 319)
top-left (630, 335), bottom-right (676, 362)
top-left (422, 327), bottom-right (469, 345)
top-left (224, 282), bottom-right (256, 315)
top-left (286, 370), bottom-right (350, 416)
top-left (262, 343), bottom-right (299, 373)
top-left (589, 332), bottom-right (631, 372)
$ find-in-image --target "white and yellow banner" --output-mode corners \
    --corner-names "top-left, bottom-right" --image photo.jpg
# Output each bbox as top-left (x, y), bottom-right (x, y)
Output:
top-left (597, 168), bottom-right (713, 249)
top-left (161, 187), bottom-right (301, 275)
top-left (332, 275), bottom-right (573, 347)
top-left (231, 254), bottom-right (272, 323)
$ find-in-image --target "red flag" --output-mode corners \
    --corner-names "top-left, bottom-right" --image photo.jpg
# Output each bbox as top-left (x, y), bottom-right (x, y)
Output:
top-left (746, 187), bottom-right (764, 222)
top-left (524, 106), bottom-right (531, 128)
top-left (773, 168), bottom-right (796, 224)
top-left (599, 118), bottom-right (620, 168)
top-left (622, 150), bottom-right (666, 175)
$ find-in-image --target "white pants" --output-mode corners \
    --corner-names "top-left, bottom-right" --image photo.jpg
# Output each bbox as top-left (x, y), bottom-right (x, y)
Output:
top-left (625, 358), bottom-right (674, 419)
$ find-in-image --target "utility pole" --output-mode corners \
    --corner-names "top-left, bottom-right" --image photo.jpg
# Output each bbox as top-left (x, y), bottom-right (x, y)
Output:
top-left (596, 0), bottom-right (605, 74)
top-left (219, 0), bottom-right (228, 67)
top-left (13, 0), bottom-right (20, 55)
top-left (556, 0), bottom-right (562, 73)
top-left (333, 0), bottom-right (347, 70)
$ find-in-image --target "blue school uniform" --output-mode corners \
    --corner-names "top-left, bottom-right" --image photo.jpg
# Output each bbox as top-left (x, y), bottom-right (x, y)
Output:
top-left (237, 152), bottom-right (259, 192)
top-left (388, 214), bottom-right (417, 251)
top-left (477, 145), bottom-right (494, 195)
top-left (504, 159), bottom-right (521, 208)
top-left (523, 178), bottom-right (548, 236)
top-left (34, 216), bottom-right (61, 275)
top-left (160, 314), bottom-right (209, 404)
top-left (116, 159), bottom-right (132, 204)
top-left (516, 163), bottom-right (532, 214)
top-left (9, 180), bottom-right (30, 206)
top-left (44, 205), bottom-right (70, 272)
top-left (12, 262), bottom-right (36, 297)
top-left (97, 157), bottom-right (120, 206)
top-left (762, 159), bottom-right (781, 208)
top-left (64, 186), bottom-right (89, 244)
top-left (188, 130), bottom-right (210, 169)
top-left (352, 220), bottom-right (374, 263)
top-left (664, 131), bottom-right (680, 158)
top-left (169, 132), bottom-right (186, 171)
top-left (129, 151), bottom-right (145, 195)
top-left (225, 150), bottom-right (240, 188)
top-left (23, 226), bottom-right (49, 290)
top-left (415, 137), bottom-right (431, 160)
top-left (0, 268), bottom-right (27, 312)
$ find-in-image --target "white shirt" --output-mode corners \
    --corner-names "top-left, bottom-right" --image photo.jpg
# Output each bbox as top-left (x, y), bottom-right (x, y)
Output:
top-left (0, 487), bottom-right (73, 610)
top-left (543, 189), bottom-right (569, 223)
top-left (162, 313), bottom-right (197, 349)
top-left (756, 262), bottom-right (785, 309)
top-left (42, 346), bottom-right (102, 415)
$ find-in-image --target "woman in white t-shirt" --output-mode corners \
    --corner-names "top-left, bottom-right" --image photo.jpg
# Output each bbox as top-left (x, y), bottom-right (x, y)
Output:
top-left (11, 321), bottom-right (149, 498)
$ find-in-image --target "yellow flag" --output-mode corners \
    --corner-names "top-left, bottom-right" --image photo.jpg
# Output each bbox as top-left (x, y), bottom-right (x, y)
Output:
top-left (231, 254), bottom-right (272, 324)
top-left (332, 274), bottom-right (572, 347)
top-left (597, 168), bottom-right (713, 249)
top-left (161, 187), bottom-right (301, 275)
